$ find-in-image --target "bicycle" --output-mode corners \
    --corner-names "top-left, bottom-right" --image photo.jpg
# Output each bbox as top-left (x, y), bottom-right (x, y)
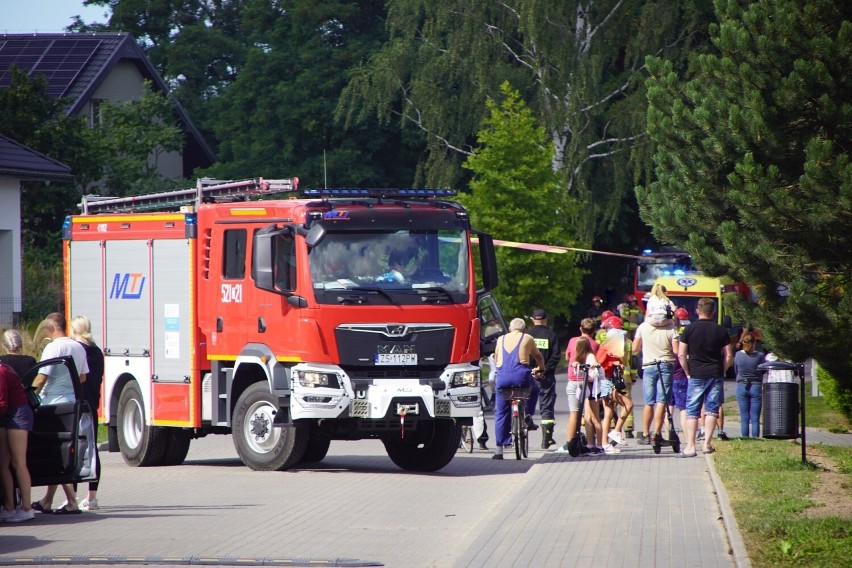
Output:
top-left (500, 385), bottom-right (533, 460)
top-left (642, 359), bottom-right (681, 455)
top-left (459, 424), bottom-right (474, 453)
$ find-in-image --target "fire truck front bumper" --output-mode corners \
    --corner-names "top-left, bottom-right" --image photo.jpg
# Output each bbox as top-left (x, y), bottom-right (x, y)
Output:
top-left (289, 364), bottom-right (482, 420)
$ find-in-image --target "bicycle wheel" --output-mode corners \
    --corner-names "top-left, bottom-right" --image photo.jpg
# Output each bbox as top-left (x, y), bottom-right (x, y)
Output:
top-left (520, 407), bottom-right (529, 458)
top-left (512, 403), bottom-right (522, 460)
top-left (459, 425), bottom-right (474, 453)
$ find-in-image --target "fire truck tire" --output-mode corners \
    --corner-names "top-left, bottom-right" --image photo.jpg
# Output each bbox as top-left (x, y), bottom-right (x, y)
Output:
top-left (299, 436), bottom-right (331, 463)
top-left (117, 381), bottom-right (168, 467)
top-left (382, 419), bottom-right (461, 472)
top-left (232, 382), bottom-right (308, 471)
top-left (161, 429), bottom-right (192, 466)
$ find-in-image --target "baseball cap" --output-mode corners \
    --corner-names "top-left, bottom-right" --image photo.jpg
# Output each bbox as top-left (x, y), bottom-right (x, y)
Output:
top-left (531, 309), bottom-right (547, 319)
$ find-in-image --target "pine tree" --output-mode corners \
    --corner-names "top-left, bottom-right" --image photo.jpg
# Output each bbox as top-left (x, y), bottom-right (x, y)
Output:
top-left (638, 0), bottom-right (852, 394)
top-left (460, 83), bottom-right (584, 319)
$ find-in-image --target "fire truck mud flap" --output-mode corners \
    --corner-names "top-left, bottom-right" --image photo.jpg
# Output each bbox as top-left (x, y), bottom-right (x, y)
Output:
top-left (382, 419), bottom-right (461, 472)
top-left (232, 382), bottom-right (308, 471)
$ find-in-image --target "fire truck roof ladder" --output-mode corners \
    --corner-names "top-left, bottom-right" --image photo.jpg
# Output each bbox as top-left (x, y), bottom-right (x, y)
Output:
top-left (79, 177), bottom-right (299, 214)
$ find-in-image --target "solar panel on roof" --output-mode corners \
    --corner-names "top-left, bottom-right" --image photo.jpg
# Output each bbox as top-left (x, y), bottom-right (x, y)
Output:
top-left (0, 37), bottom-right (100, 97)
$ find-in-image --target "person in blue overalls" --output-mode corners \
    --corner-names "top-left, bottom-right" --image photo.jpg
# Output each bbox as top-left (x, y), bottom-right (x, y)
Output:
top-left (492, 318), bottom-right (545, 460)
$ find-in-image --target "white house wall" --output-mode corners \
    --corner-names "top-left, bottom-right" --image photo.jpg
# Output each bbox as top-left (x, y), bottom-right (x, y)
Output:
top-left (85, 61), bottom-right (183, 181)
top-left (0, 177), bottom-right (22, 326)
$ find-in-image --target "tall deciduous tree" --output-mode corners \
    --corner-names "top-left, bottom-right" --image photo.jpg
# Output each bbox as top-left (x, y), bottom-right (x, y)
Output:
top-left (460, 83), bottom-right (584, 318)
top-left (338, 0), bottom-right (713, 242)
top-left (637, 0), bottom-right (852, 392)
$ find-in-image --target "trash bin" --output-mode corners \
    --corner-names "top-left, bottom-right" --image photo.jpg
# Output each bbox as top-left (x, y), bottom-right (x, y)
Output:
top-left (759, 360), bottom-right (800, 440)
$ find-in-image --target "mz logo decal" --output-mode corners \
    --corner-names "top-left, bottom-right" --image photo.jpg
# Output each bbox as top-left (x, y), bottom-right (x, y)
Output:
top-left (110, 273), bottom-right (146, 299)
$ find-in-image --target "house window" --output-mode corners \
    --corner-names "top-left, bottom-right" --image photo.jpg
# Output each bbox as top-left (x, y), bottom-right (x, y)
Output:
top-left (89, 99), bottom-right (105, 127)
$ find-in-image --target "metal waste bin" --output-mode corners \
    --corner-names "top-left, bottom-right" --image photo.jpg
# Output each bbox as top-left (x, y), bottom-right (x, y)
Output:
top-left (758, 360), bottom-right (808, 463)
top-left (762, 382), bottom-right (799, 439)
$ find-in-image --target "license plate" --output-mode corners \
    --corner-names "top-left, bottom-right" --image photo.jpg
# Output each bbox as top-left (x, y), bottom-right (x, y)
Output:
top-left (375, 353), bottom-right (418, 365)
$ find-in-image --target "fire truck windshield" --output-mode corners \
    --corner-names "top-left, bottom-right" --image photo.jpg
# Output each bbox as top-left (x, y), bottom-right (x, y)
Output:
top-left (309, 229), bottom-right (470, 305)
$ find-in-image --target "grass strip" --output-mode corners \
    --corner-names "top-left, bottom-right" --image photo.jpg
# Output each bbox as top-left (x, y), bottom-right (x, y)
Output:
top-left (714, 439), bottom-right (852, 567)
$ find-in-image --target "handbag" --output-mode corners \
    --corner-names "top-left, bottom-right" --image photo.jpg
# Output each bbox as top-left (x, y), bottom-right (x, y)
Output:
top-left (25, 386), bottom-right (41, 410)
top-left (612, 366), bottom-right (627, 393)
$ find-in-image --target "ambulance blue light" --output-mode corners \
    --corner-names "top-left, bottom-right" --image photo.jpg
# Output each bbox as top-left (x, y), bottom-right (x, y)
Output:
top-left (185, 213), bottom-right (197, 225)
top-left (643, 249), bottom-right (653, 255)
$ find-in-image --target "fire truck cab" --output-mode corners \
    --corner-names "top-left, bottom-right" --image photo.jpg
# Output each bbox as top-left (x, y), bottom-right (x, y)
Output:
top-left (64, 179), bottom-right (505, 472)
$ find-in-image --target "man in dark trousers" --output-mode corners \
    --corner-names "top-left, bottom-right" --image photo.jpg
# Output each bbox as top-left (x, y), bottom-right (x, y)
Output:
top-left (526, 309), bottom-right (561, 449)
top-left (677, 297), bottom-right (734, 457)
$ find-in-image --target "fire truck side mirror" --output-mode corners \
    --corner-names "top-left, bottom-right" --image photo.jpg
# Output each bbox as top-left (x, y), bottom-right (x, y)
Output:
top-left (473, 231), bottom-right (499, 293)
top-left (304, 223), bottom-right (326, 248)
top-left (253, 228), bottom-right (276, 292)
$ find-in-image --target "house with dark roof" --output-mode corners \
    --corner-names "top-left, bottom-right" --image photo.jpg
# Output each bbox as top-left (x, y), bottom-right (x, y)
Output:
top-left (0, 32), bottom-right (215, 179)
top-left (0, 134), bottom-right (73, 325)
top-left (0, 32), bottom-right (215, 325)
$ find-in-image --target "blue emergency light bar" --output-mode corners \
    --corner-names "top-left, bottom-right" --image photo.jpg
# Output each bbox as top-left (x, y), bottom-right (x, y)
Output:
top-left (302, 188), bottom-right (457, 198)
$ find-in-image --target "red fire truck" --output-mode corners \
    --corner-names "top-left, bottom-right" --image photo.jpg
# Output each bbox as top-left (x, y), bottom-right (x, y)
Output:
top-left (63, 178), bottom-right (505, 472)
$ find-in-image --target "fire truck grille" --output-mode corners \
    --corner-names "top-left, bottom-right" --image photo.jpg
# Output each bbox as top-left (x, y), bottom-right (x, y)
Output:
top-left (345, 367), bottom-right (443, 380)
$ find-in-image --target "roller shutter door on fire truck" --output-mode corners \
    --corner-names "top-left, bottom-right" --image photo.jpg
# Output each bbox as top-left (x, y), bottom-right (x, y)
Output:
top-left (69, 241), bottom-right (104, 345)
top-left (105, 240), bottom-right (151, 357)
top-left (151, 239), bottom-right (192, 383)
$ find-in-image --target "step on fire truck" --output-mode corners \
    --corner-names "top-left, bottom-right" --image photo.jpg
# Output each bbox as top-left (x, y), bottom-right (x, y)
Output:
top-left (64, 178), bottom-right (506, 472)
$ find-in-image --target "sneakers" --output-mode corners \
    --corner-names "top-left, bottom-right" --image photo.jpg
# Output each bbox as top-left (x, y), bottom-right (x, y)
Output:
top-left (80, 498), bottom-right (98, 511)
top-left (491, 453), bottom-right (504, 460)
top-left (636, 433), bottom-right (650, 445)
top-left (604, 445), bottom-right (621, 455)
top-left (718, 430), bottom-right (730, 441)
top-left (1, 508), bottom-right (35, 523)
top-left (608, 431), bottom-right (627, 446)
top-left (625, 429), bottom-right (635, 439)
top-left (555, 443), bottom-right (571, 454)
top-left (697, 429), bottom-right (705, 441)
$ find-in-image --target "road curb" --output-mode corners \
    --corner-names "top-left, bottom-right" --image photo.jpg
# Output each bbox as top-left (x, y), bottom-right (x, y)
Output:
top-left (705, 453), bottom-right (752, 568)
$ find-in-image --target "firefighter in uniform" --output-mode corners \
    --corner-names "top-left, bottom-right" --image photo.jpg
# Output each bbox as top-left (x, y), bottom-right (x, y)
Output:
top-left (526, 309), bottom-right (560, 449)
top-left (617, 295), bottom-right (642, 437)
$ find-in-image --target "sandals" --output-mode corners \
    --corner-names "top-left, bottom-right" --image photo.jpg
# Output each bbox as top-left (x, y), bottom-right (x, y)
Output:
top-left (31, 501), bottom-right (52, 514)
top-left (53, 505), bottom-right (82, 515)
top-left (703, 445), bottom-right (716, 454)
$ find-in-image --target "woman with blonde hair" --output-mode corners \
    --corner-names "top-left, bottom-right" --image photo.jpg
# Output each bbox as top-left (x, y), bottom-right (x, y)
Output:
top-left (69, 316), bottom-right (104, 511)
top-left (0, 329), bottom-right (36, 383)
top-left (645, 284), bottom-right (676, 327)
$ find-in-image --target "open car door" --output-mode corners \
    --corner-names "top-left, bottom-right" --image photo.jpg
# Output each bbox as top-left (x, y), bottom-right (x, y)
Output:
top-left (23, 357), bottom-right (99, 487)
top-left (477, 293), bottom-right (507, 356)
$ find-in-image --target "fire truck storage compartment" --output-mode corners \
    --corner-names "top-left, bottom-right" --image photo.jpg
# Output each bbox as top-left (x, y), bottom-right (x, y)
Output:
top-left (104, 240), bottom-right (151, 357)
top-left (151, 239), bottom-right (193, 384)
top-left (69, 240), bottom-right (105, 345)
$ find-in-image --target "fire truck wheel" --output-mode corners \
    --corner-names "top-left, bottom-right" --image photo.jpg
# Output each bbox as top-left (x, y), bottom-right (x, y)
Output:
top-left (382, 419), bottom-right (461, 472)
top-left (161, 429), bottom-right (192, 466)
top-left (117, 381), bottom-right (168, 467)
top-left (299, 436), bottom-right (331, 463)
top-left (233, 382), bottom-right (308, 471)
